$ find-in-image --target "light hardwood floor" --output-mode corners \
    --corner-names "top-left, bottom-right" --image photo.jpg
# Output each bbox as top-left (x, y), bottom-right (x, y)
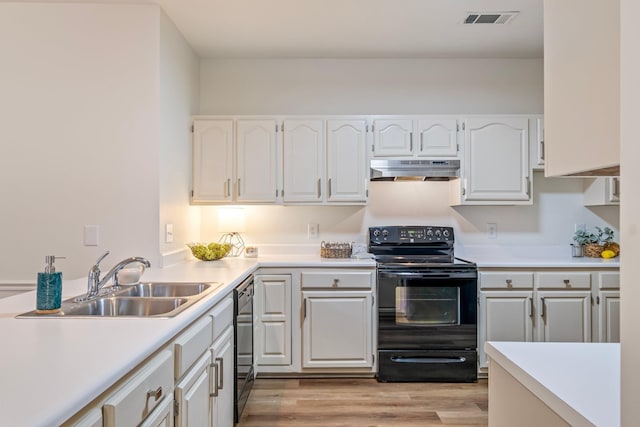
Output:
top-left (238, 378), bottom-right (488, 427)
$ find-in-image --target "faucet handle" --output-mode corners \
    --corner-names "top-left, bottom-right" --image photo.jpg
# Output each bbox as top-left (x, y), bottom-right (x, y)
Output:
top-left (94, 251), bottom-right (110, 267)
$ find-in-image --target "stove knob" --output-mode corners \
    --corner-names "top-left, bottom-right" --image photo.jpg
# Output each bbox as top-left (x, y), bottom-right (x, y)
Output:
top-left (426, 229), bottom-right (433, 237)
top-left (443, 229), bottom-right (450, 238)
top-left (382, 229), bottom-right (389, 238)
top-left (435, 229), bottom-right (442, 238)
top-left (373, 229), bottom-right (381, 237)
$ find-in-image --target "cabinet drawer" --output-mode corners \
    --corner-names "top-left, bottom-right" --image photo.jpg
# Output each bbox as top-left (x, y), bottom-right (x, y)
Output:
top-left (598, 271), bottom-right (620, 289)
top-left (174, 316), bottom-right (213, 380)
top-left (301, 270), bottom-right (374, 289)
top-left (536, 272), bottom-right (591, 289)
top-left (210, 295), bottom-right (234, 341)
top-left (103, 350), bottom-right (173, 427)
top-left (479, 272), bottom-right (534, 289)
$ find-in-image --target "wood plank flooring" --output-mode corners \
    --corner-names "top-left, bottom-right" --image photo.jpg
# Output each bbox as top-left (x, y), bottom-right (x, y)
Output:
top-left (237, 378), bottom-right (488, 427)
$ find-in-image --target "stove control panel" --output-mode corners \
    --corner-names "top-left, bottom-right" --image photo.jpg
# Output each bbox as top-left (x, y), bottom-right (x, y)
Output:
top-left (369, 226), bottom-right (454, 243)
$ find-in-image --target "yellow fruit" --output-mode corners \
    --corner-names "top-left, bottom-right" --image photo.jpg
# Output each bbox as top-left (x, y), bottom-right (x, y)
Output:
top-left (601, 250), bottom-right (616, 259)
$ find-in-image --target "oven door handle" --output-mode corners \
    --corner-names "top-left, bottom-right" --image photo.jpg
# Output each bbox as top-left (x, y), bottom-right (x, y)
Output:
top-left (390, 356), bottom-right (467, 364)
top-left (380, 272), bottom-right (458, 279)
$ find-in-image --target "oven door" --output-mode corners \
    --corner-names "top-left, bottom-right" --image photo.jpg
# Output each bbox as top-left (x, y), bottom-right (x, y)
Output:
top-left (377, 267), bottom-right (477, 350)
top-left (234, 279), bottom-right (254, 422)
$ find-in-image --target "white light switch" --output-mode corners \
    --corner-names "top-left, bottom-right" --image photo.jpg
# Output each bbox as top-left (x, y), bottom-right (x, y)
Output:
top-left (308, 223), bottom-right (319, 239)
top-left (84, 225), bottom-right (99, 246)
top-left (165, 223), bottom-right (174, 243)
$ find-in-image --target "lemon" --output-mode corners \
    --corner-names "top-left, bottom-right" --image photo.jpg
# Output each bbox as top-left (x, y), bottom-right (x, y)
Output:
top-left (601, 250), bottom-right (616, 259)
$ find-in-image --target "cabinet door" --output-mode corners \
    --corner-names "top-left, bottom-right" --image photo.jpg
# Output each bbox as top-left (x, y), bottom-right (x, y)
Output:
top-left (372, 119), bottom-right (413, 156)
top-left (463, 117), bottom-right (530, 202)
top-left (255, 274), bottom-right (292, 366)
top-left (537, 291), bottom-right (591, 342)
top-left (533, 117), bottom-right (545, 170)
top-left (416, 118), bottom-right (458, 157)
top-left (140, 396), bottom-right (173, 427)
top-left (302, 291), bottom-right (373, 368)
top-left (236, 119), bottom-right (279, 203)
top-left (211, 327), bottom-right (234, 427)
top-left (174, 352), bottom-right (212, 427)
top-left (283, 119), bottom-right (325, 202)
top-left (479, 291), bottom-right (534, 369)
top-left (583, 177), bottom-right (620, 206)
top-left (326, 119), bottom-right (368, 202)
top-left (192, 120), bottom-right (234, 202)
top-left (597, 290), bottom-right (620, 343)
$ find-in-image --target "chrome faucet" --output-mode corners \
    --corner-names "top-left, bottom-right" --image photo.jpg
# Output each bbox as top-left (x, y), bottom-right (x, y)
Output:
top-left (82, 251), bottom-right (151, 300)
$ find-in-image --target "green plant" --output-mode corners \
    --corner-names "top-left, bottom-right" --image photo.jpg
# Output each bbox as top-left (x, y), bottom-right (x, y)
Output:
top-left (572, 229), bottom-right (591, 246)
top-left (587, 226), bottom-right (615, 245)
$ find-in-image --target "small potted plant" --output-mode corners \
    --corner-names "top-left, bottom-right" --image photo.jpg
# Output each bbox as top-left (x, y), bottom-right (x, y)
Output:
top-left (571, 229), bottom-right (590, 257)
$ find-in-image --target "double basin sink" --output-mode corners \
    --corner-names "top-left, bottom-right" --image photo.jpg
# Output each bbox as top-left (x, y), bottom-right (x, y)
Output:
top-left (17, 282), bottom-right (222, 318)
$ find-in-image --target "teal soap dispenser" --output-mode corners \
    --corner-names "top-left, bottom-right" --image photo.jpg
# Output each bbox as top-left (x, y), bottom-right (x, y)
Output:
top-left (36, 255), bottom-right (65, 314)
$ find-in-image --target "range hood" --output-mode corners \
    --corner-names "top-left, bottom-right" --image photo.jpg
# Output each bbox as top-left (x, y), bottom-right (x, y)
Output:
top-left (370, 159), bottom-right (460, 181)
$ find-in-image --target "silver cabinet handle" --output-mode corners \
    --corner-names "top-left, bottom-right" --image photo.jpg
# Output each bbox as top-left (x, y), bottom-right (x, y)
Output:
top-left (328, 178), bottom-right (332, 198)
top-left (145, 386), bottom-right (162, 407)
top-left (563, 279), bottom-right (571, 287)
top-left (506, 279), bottom-right (513, 287)
top-left (613, 177), bottom-right (620, 198)
top-left (216, 357), bottom-right (224, 390)
top-left (529, 297), bottom-right (534, 318)
top-left (317, 178), bottom-right (321, 198)
top-left (237, 178), bottom-right (241, 197)
top-left (540, 297), bottom-right (546, 318)
top-left (332, 278), bottom-right (339, 287)
top-left (303, 298), bottom-right (307, 319)
top-left (420, 133), bottom-right (424, 152)
top-left (210, 360), bottom-right (219, 397)
top-left (410, 133), bottom-right (413, 151)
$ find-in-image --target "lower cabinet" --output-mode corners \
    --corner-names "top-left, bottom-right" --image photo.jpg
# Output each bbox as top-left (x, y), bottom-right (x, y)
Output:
top-left (254, 274), bottom-right (292, 366)
top-left (141, 395), bottom-right (174, 427)
top-left (175, 352), bottom-right (212, 427)
top-left (210, 327), bottom-right (234, 427)
top-left (478, 269), bottom-right (614, 371)
top-left (301, 290), bottom-right (373, 368)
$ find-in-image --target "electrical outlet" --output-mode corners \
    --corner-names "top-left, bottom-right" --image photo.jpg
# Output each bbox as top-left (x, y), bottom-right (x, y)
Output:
top-left (308, 223), bottom-right (319, 239)
top-left (487, 223), bottom-right (497, 239)
top-left (165, 223), bottom-right (174, 243)
top-left (84, 225), bottom-right (99, 246)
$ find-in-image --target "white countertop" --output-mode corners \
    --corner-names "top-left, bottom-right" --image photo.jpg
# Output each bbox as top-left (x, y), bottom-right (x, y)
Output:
top-left (485, 341), bottom-right (620, 427)
top-left (0, 255), bottom-right (375, 426)
top-left (458, 245), bottom-right (620, 268)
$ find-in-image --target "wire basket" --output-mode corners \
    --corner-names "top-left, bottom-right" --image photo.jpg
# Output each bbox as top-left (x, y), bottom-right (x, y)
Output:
top-left (584, 243), bottom-right (604, 258)
top-left (320, 241), bottom-right (353, 258)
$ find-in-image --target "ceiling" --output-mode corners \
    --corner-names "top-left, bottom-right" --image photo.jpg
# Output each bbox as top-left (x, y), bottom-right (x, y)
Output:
top-left (13, 0), bottom-right (543, 58)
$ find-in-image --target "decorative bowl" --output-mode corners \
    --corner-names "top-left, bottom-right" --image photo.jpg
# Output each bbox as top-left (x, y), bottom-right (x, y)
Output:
top-left (187, 242), bottom-right (232, 261)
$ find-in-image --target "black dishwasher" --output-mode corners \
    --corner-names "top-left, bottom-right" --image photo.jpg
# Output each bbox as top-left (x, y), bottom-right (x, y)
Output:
top-left (234, 277), bottom-right (254, 423)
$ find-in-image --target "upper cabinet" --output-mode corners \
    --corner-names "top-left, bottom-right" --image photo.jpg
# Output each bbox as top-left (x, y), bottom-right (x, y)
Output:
top-left (192, 118), bottom-right (280, 204)
top-left (192, 120), bottom-right (234, 203)
top-left (282, 119), bottom-right (325, 203)
top-left (531, 117), bottom-right (545, 171)
top-left (543, 0), bottom-right (620, 176)
top-left (372, 117), bottom-right (459, 158)
top-left (583, 177), bottom-right (620, 206)
top-left (326, 119), bottom-right (368, 203)
top-left (450, 117), bottom-right (531, 205)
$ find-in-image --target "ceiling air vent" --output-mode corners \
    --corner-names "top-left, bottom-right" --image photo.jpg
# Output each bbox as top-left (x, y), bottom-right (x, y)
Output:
top-left (464, 12), bottom-right (519, 24)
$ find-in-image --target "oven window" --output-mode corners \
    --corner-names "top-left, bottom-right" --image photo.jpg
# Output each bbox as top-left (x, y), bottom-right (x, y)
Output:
top-left (395, 286), bottom-right (460, 325)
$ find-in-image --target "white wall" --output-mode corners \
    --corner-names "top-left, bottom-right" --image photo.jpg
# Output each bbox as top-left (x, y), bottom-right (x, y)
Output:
top-left (158, 10), bottom-right (201, 264)
top-left (620, 0), bottom-right (639, 423)
top-left (0, 3), bottom-right (181, 280)
top-left (198, 58), bottom-right (618, 248)
top-left (200, 58), bottom-right (543, 115)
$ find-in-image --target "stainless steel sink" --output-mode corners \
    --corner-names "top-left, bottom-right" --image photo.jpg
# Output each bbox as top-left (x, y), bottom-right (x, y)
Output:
top-left (63, 297), bottom-right (189, 317)
top-left (112, 282), bottom-right (214, 298)
top-left (16, 281), bottom-right (222, 318)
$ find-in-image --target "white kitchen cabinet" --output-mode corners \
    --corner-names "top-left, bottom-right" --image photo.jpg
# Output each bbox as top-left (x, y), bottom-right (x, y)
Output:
top-left (536, 290), bottom-right (591, 342)
top-left (300, 269), bottom-right (374, 369)
top-left (210, 327), bottom-right (234, 427)
top-left (282, 119), bottom-right (325, 203)
top-left (192, 118), bottom-right (280, 204)
top-left (326, 119), bottom-right (368, 202)
top-left (596, 271), bottom-right (620, 343)
top-left (301, 290), bottom-right (373, 368)
top-left (174, 351), bottom-right (212, 427)
top-left (192, 120), bottom-right (234, 203)
top-left (371, 118), bottom-right (413, 157)
top-left (371, 117), bottom-right (459, 158)
top-left (451, 117), bottom-right (530, 205)
top-left (543, 0), bottom-right (619, 177)
top-left (479, 269), bottom-right (603, 371)
top-left (236, 119), bottom-right (280, 203)
top-left (255, 274), bottom-right (292, 366)
top-left (531, 117), bottom-right (545, 171)
top-left (583, 177), bottom-right (620, 206)
top-left (479, 291), bottom-right (534, 368)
